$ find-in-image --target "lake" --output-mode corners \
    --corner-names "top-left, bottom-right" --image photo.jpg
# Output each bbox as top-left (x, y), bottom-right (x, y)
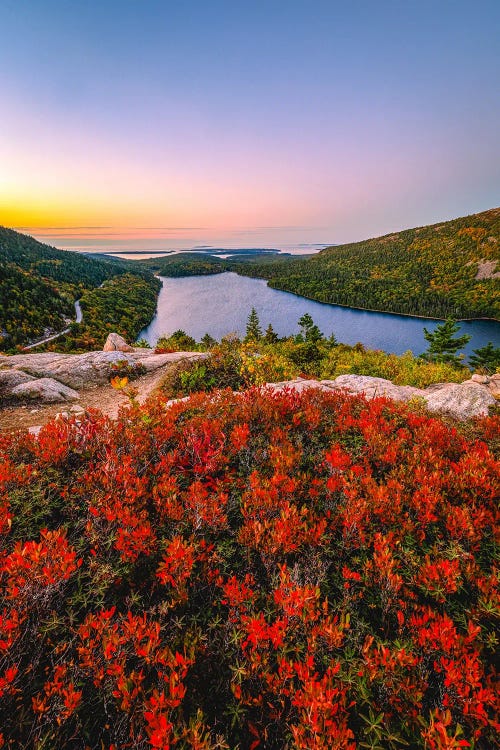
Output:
top-left (139, 273), bottom-right (500, 358)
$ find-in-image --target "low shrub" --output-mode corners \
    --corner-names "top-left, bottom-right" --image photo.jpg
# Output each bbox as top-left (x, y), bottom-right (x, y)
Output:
top-left (0, 388), bottom-right (498, 748)
top-left (109, 359), bottom-right (147, 380)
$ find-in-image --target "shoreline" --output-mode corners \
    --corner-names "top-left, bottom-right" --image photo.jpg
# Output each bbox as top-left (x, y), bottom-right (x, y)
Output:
top-left (267, 283), bottom-right (500, 323)
top-left (200, 269), bottom-right (500, 324)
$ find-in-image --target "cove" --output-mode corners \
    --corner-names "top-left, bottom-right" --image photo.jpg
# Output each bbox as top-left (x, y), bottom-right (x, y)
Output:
top-left (139, 273), bottom-right (500, 358)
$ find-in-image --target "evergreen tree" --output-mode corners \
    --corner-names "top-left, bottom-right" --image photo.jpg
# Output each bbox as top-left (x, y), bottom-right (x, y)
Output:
top-left (201, 333), bottom-right (217, 350)
top-left (469, 342), bottom-right (500, 373)
top-left (245, 308), bottom-right (262, 342)
top-left (264, 323), bottom-right (279, 344)
top-left (297, 313), bottom-right (323, 343)
top-left (422, 318), bottom-right (471, 365)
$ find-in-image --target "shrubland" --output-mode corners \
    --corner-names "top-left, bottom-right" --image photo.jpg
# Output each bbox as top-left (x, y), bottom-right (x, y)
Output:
top-left (0, 383), bottom-right (498, 748)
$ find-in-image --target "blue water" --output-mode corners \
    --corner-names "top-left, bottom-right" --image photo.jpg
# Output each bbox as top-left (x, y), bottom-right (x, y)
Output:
top-left (139, 273), bottom-right (500, 358)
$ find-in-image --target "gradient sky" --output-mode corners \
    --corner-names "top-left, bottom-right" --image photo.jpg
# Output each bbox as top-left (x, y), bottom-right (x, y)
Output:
top-left (1, 0), bottom-right (499, 251)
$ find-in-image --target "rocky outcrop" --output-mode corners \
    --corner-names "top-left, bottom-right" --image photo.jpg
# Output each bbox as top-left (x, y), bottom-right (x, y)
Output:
top-left (0, 345), bottom-right (207, 404)
top-left (0, 369), bottom-right (36, 399)
top-left (0, 350), bottom-right (207, 390)
top-left (103, 333), bottom-right (135, 352)
top-left (462, 373), bottom-right (500, 398)
top-left (11, 377), bottom-right (80, 403)
top-left (319, 375), bottom-right (422, 402)
top-left (0, 337), bottom-right (497, 419)
top-left (264, 374), bottom-right (497, 420)
top-left (421, 382), bottom-right (495, 420)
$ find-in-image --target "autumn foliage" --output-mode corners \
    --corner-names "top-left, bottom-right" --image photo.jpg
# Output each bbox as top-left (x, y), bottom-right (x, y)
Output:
top-left (0, 387), bottom-right (498, 748)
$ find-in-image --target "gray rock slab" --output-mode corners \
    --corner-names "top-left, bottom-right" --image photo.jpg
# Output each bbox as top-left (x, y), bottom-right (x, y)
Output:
top-left (0, 350), bottom-right (208, 389)
top-left (322, 375), bottom-right (423, 402)
top-left (11, 378), bottom-right (80, 403)
top-left (422, 382), bottom-right (496, 420)
top-left (0, 369), bottom-right (37, 400)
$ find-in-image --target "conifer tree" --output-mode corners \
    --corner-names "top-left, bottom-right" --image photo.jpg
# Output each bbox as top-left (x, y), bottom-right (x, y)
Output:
top-left (245, 307), bottom-right (262, 342)
top-left (297, 313), bottom-right (323, 343)
top-left (422, 318), bottom-right (471, 366)
top-left (469, 342), bottom-right (500, 373)
top-left (201, 333), bottom-right (217, 350)
top-left (264, 323), bottom-right (279, 344)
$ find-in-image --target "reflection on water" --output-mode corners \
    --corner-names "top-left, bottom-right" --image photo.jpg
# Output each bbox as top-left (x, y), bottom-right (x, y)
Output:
top-left (139, 273), bottom-right (500, 357)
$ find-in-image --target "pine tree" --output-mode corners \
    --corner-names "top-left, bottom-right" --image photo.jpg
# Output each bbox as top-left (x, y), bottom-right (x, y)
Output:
top-left (469, 342), bottom-right (500, 374)
top-left (264, 323), bottom-right (279, 344)
top-left (201, 333), bottom-right (217, 350)
top-left (297, 313), bottom-right (323, 343)
top-left (245, 308), bottom-right (262, 342)
top-left (422, 318), bottom-right (471, 366)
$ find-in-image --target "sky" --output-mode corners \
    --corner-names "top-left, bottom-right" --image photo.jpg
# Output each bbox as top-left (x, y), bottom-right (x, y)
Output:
top-left (0, 0), bottom-right (499, 252)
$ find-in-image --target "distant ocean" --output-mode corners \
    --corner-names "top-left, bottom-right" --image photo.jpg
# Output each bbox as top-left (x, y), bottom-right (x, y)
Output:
top-left (28, 233), bottom-right (329, 260)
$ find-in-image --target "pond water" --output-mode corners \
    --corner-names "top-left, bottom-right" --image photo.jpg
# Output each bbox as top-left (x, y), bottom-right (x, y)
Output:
top-left (139, 273), bottom-right (500, 358)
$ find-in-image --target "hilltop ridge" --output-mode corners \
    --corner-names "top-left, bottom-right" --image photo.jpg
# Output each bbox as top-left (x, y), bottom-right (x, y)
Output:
top-left (229, 207), bottom-right (500, 319)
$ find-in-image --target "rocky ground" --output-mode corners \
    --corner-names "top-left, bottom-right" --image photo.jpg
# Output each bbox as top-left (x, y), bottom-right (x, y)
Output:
top-left (1, 334), bottom-right (498, 433)
top-left (0, 334), bottom-right (206, 433)
top-left (0, 366), bottom-right (183, 433)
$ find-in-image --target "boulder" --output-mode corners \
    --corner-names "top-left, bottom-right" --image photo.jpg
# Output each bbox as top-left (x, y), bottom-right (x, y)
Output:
top-left (321, 375), bottom-right (422, 402)
top-left (103, 333), bottom-right (134, 352)
top-left (462, 373), bottom-right (500, 399)
top-left (469, 374), bottom-right (489, 384)
top-left (11, 378), bottom-right (80, 403)
top-left (0, 369), bottom-right (36, 401)
top-left (422, 382), bottom-right (496, 420)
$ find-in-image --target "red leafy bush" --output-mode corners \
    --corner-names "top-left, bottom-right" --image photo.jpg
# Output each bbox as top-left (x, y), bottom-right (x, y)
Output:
top-left (0, 387), bottom-right (498, 748)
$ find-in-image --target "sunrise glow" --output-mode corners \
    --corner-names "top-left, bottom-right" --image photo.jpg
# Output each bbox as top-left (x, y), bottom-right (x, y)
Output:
top-left (1, 1), bottom-right (499, 251)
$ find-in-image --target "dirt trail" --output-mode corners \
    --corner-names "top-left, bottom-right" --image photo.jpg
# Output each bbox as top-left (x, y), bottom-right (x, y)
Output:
top-left (0, 367), bottom-right (167, 434)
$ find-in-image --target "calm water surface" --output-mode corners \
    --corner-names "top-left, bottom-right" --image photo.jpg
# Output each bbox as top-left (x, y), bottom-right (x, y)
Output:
top-left (139, 273), bottom-right (500, 358)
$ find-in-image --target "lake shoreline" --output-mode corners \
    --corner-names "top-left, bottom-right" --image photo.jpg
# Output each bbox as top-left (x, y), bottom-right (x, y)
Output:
top-left (154, 269), bottom-right (499, 323)
top-left (139, 274), bottom-right (499, 358)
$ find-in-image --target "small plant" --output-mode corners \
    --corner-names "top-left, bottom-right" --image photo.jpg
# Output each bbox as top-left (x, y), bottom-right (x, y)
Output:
top-left (135, 338), bottom-right (152, 349)
top-left (155, 330), bottom-right (197, 352)
top-left (264, 323), bottom-right (279, 344)
top-left (109, 359), bottom-right (146, 380)
top-left (178, 363), bottom-right (217, 393)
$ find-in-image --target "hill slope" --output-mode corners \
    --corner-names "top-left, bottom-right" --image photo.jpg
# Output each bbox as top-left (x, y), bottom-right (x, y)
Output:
top-left (231, 207), bottom-right (500, 319)
top-left (0, 228), bottom-right (159, 350)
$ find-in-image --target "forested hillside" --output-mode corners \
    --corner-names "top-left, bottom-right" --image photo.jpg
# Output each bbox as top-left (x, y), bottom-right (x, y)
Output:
top-left (140, 252), bottom-right (225, 277)
top-left (231, 208), bottom-right (500, 319)
top-left (0, 228), bottom-right (159, 350)
top-left (51, 273), bottom-right (162, 351)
